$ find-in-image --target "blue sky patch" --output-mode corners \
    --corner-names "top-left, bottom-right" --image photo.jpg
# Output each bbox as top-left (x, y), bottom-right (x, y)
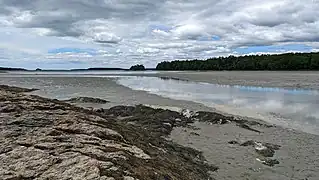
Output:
top-left (196, 35), bottom-right (220, 41)
top-left (149, 24), bottom-right (172, 32)
top-left (235, 44), bottom-right (312, 54)
top-left (48, 48), bottom-right (97, 55)
top-left (212, 35), bottom-right (221, 41)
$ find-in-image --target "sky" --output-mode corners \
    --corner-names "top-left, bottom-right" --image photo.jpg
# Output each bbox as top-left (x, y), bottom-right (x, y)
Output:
top-left (0, 0), bottom-right (319, 69)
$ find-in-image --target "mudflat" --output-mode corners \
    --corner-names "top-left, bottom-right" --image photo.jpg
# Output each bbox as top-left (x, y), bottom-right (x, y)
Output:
top-left (156, 71), bottom-right (319, 90)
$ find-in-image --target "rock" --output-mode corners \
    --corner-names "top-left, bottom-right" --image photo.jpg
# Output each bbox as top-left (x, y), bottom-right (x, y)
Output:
top-left (228, 140), bottom-right (239, 145)
top-left (237, 123), bottom-right (261, 133)
top-left (0, 85), bottom-right (38, 93)
top-left (175, 118), bottom-right (182, 122)
top-left (181, 109), bottom-right (196, 118)
top-left (254, 142), bottom-right (275, 157)
top-left (64, 97), bottom-right (109, 104)
top-left (0, 104), bottom-right (23, 113)
top-left (101, 105), bottom-right (193, 137)
top-left (163, 122), bottom-right (172, 128)
top-left (123, 176), bottom-right (135, 180)
top-left (262, 159), bottom-right (280, 166)
top-left (264, 142), bottom-right (281, 150)
top-left (240, 140), bottom-right (280, 158)
top-left (193, 111), bottom-right (232, 124)
top-left (94, 108), bottom-right (105, 113)
top-left (103, 105), bottom-right (270, 135)
top-left (0, 85), bottom-right (216, 180)
top-left (192, 111), bottom-right (266, 133)
top-left (240, 140), bottom-right (256, 147)
top-left (190, 132), bottom-right (200, 136)
top-left (256, 158), bottom-right (280, 167)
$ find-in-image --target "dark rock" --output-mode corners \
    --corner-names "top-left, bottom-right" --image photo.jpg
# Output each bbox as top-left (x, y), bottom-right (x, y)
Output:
top-left (190, 132), bottom-right (200, 136)
top-left (237, 123), bottom-right (261, 133)
top-left (240, 140), bottom-right (256, 146)
top-left (101, 105), bottom-right (192, 137)
top-left (94, 108), bottom-right (105, 113)
top-left (228, 140), bottom-right (239, 144)
top-left (0, 104), bottom-right (23, 113)
top-left (192, 111), bottom-right (270, 133)
top-left (256, 147), bottom-right (275, 157)
top-left (160, 76), bottom-right (189, 82)
top-left (0, 85), bottom-right (216, 180)
top-left (0, 85), bottom-right (38, 93)
top-left (64, 97), bottom-right (109, 104)
top-left (193, 111), bottom-right (232, 124)
top-left (264, 143), bottom-right (281, 150)
top-left (260, 158), bottom-right (280, 167)
top-left (255, 142), bottom-right (281, 157)
top-left (240, 140), bottom-right (280, 158)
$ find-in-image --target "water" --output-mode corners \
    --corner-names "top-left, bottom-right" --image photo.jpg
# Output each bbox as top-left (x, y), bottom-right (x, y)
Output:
top-left (116, 76), bottom-right (319, 134)
top-left (1, 71), bottom-right (319, 135)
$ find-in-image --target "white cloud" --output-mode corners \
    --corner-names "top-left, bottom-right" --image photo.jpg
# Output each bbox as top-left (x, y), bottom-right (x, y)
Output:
top-left (0, 0), bottom-right (318, 68)
top-left (171, 24), bottom-right (208, 40)
top-left (137, 47), bottom-right (160, 54)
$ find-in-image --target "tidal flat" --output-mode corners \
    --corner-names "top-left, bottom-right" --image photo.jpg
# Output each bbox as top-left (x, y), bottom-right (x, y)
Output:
top-left (1, 71), bottom-right (319, 179)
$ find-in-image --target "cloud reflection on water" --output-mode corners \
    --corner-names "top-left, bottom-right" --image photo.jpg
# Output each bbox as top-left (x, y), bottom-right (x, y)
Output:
top-left (116, 76), bottom-right (319, 135)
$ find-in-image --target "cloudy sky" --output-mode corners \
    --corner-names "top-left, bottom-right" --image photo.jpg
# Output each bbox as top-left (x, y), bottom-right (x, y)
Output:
top-left (0, 0), bottom-right (319, 69)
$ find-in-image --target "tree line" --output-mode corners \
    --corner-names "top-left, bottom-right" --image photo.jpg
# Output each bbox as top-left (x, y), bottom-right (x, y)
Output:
top-left (129, 64), bottom-right (146, 71)
top-left (155, 52), bottom-right (319, 71)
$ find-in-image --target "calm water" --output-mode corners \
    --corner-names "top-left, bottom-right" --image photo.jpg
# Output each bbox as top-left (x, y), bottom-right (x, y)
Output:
top-left (1, 71), bottom-right (319, 135)
top-left (117, 76), bottom-right (319, 134)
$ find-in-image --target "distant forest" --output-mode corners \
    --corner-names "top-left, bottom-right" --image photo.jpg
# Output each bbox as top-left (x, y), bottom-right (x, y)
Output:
top-left (0, 67), bottom-right (27, 71)
top-left (156, 52), bottom-right (319, 71)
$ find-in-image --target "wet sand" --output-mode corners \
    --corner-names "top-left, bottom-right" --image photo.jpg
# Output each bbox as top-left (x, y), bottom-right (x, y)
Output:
top-left (154, 71), bottom-right (319, 179)
top-left (156, 71), bottom-right (319, 90)
top-left (169, 121), bottom-right (319, 180)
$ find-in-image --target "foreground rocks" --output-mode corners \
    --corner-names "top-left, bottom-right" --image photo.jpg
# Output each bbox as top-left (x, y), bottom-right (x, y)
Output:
top-left (0, 84), bottom-right (38, 93)
top-left (0, 86), bottom-right (217, 180)
top-left (95, 105), bottom-right (273, 139)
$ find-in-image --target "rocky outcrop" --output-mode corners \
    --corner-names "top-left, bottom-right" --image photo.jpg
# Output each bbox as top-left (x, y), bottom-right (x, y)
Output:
top-left (0, 85), bottom-right (38, 93)
top-left (64, 97), bottom-right (109, 104)
top-left (96, 105), bottom-right (273, 138)
top-left (193, 111), bottom-right (273, 133)
top-left (96, 105), bottom-right (193, 137)
top-left (0, 85), bottom-right (217, 180)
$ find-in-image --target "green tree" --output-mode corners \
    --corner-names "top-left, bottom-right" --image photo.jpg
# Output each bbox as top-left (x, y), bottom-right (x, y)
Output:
top-left (155, 52), bottom-right (319, 71)
top-left (130, 64), bottom-right (146, 71)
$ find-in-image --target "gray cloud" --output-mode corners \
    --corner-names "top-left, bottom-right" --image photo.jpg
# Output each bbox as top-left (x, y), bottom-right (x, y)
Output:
top-left (0, 0), bottom-right (319, 68)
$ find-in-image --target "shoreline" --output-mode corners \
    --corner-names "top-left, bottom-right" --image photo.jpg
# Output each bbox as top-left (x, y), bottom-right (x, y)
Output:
top-left (155, 71), bottom-right (319, 91)
top-left (1, 85), bottom-right (318, 179)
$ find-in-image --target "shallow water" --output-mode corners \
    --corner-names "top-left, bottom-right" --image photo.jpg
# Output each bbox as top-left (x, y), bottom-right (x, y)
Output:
top-left (1, 71), bottom-right (319, 135)
top-left (116, 76), bottom-right (319, 135)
